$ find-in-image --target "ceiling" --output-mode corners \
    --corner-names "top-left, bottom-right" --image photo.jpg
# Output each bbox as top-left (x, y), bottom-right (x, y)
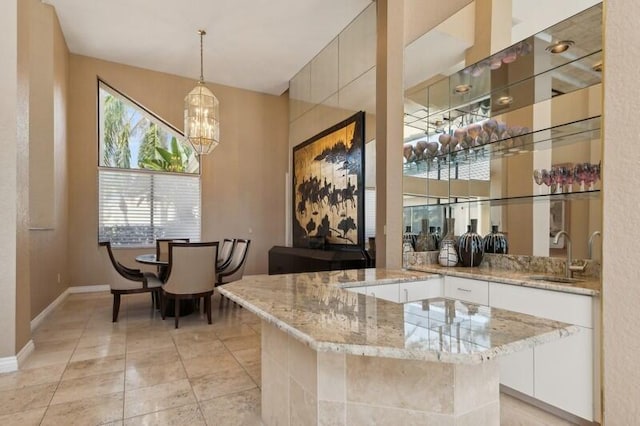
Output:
top-left (43, 0), bottom-right (372, 95)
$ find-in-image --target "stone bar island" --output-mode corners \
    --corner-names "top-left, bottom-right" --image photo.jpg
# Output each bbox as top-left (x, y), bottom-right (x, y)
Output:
top-left (218, 269), bottom-right (579, 425)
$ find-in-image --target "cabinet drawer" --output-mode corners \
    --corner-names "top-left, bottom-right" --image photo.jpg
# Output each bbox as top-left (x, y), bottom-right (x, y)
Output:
top-left (398, 279), bottom-right (443, 302)
top-left (489, 282), bottom-right (593, 328)
top-left (366, 284), bottom-right (400, 302)
top-left (444, 276), bottom-right (489, 305)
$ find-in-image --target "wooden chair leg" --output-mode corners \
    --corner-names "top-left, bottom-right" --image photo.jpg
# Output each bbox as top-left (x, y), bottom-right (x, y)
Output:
top-left (174, 298), bottom-right (180, 329)
top-left (219, 293), bottom-right (224, 308)
top-left (161, 292), bottom-right (166, 320)
top-left (112, 293), bottom-right (121, 322)
top-left (206, 294), bottom-right (212, 324)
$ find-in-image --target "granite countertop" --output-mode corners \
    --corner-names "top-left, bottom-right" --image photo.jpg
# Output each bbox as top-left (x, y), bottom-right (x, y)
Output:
top-left (218, 269), bottom-right (578, 364)
top-left (406, 264), bottom-right (600, 296)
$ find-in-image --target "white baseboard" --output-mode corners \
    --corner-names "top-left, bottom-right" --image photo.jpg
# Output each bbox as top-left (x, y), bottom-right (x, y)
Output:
top-left (31, 288), bottom-right (70, 332)
top-left (17, 340), bottom-right (34, 367)
top-left (68, 285), bottom-right (110, 293)
top-left (0, 339), bottom-right (34, 373)
top-left (0, 356), bottom-right (18, 373)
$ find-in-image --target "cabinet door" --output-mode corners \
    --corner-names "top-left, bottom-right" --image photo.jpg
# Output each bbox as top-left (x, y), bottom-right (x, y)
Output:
top-left (534, 329), bottom-right (594, 421)
top-left (443, 276), bottom-right (489, 305)
top-left (398, 279), bottom-right (443, 302)
top-left (366, 284), bottom-right (399, 302)
top-left (489, 282), bottom-right (593, 328)
top-left (499, 348), bottom-right (534, 396)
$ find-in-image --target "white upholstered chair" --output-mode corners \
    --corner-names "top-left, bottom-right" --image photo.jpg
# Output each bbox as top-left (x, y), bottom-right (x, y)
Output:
top-left (216, 238), bottom-right (235, 270)
top-left (161, 241), bottom-right (218, 328)
top-left (99, 241), bottom-right (163, 322)
top-left (216, 239), bottom-right (250, 306)
top-left (156, 238), bottom-right (190, 262)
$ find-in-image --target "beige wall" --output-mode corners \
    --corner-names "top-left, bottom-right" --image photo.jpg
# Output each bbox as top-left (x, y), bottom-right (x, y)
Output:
top-left (28, 3), bottom-right (70, 321)
top-left (602, 0), bottom-right (640, 422)
top-left (68, 55), bottom-right (288, 286)
top-left (0, 0), bottom-right (20, 357)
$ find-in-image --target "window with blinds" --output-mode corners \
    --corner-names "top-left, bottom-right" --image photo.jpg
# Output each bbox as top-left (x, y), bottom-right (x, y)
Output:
top-left (99, 170), bottom-right (201, 246)
top-left (365, 188), bottom-right (376, 240)
top-left (97, 79), bottom-right (201, 247)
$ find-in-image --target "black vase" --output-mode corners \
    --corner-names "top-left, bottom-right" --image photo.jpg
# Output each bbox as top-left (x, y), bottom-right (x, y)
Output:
top-left (458, 219), bottom-right (484, 267)
top-left (483, 225), bottom-right (508, 254)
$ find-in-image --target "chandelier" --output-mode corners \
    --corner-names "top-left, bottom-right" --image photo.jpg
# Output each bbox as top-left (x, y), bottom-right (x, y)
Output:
top-left (184, 30), bottom-right (219, 155)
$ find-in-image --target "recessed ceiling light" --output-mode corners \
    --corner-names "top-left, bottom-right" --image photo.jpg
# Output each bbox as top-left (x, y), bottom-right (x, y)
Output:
top-left (545, 40), bottom-right (575, 54)
top-left (592, 61), bottom-right (603, 72)
top-left (496, 95), bottom-right (513, 106)
top-left (454, 84), bottom-right (471, 94)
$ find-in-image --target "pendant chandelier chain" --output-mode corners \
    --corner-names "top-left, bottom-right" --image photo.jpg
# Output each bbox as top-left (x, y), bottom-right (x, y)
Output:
top-left (198, 29), bottom-right (206, 83)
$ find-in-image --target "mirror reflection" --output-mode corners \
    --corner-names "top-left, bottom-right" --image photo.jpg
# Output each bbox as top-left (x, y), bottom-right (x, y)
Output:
top-left (402, 3), bottom-right (602, 260)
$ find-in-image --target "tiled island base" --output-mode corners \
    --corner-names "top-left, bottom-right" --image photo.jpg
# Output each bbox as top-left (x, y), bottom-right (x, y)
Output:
top-left (261, 321), bottom-right (499, 425)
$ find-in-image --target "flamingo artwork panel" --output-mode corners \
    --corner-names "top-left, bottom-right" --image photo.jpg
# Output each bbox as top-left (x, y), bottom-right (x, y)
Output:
top-left (292, 111), bottom-right (365, 248)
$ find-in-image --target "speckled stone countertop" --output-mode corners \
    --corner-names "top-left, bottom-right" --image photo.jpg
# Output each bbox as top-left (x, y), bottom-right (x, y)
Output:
top-left (406, 264), bottom-right (600, 296)
top-left (219, 269), bottom-right (578, 364)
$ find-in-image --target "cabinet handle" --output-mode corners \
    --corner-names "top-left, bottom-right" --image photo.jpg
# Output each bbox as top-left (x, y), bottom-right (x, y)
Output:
top-left (457, 287), bottom-right (472, 292)
top-left (404, 288), bottom-right (409, 302)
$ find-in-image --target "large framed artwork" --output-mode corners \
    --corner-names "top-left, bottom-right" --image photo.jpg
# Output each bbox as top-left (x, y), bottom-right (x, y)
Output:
top-left (292, 111), bottom-right (365, 248)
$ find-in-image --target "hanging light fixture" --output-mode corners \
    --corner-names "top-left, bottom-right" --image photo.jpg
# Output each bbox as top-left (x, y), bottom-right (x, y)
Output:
top-left (184, 29), bottom-right (219, 155)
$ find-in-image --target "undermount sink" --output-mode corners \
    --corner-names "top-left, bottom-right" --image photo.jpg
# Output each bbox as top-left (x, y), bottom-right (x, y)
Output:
top-left (526, 275), bottom-right (585, 284)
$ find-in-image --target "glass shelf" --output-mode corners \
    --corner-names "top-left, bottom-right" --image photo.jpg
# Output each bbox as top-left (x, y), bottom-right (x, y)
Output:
top-left (404, 116), bottom-right (601, 178)
top-left (424, 3), bottom-right (603, 118)
top-left (405, 190), bottom-right (600, 209)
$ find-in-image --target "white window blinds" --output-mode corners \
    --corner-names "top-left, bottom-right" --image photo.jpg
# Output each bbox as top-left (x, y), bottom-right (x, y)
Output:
top-left (365, 188), bottom-right (376, 240)
top-left (99, 169), bottom-right (201, 247)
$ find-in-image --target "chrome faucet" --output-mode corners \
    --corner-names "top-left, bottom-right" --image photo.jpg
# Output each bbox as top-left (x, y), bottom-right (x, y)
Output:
top-left (588, 231), bottom-right (601, 259)
top-left (553, 231), bottom-right (586, 278)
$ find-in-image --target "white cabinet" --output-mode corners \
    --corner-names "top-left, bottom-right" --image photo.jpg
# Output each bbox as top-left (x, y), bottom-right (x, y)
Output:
top-left (499, 347), bottom-right (534, 396)
top-left (534, 328), bottom-right (594, 421)
top-left (365, 284), bottom-right (399, 302)
top-left (444, 276), bottom-right (489, 305)
top-left (399, 279), bottom-right (443, 302)
top-left (489, 281), bottom-right (598, 421)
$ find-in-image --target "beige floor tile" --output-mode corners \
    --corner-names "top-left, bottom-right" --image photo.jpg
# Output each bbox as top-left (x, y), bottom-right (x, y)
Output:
top-left (221, 334), bottom-right (261, 352)
top-left (70, 342), bottom-right (126, 362)
top-left (62, 354), bottom-right (126, 380)
top-left (32, 328), bottom-right (84, 343)
top-left (123, 403), bottom-right (205, 426)
top-left (231, 346), bottom-right (261, 369)
top-left (199, 388), bottom-right (262, 426)
top-left (0, 363), bottom-right (65, 391)
top-left (0, 407), bottom-right (46, 425)
top-left (51, 371), bottom-right (124, 405)
top-left (76, 332), bottom-right (126, 349)
top-left (183, 351), bottom-right (242, 379)
top-left (190, 367), bottom-right (257, 402)
top-left (20, 349), bottom-right (74, 370)
top-left (245, 365), bottom-right (262, 388)
top-left (214, 324), bottom-right (257, 341)
top-left (500, 393), bottom-right (575, 426)
top-left (32, 338), bottom-right (78, 353)
top-left (0, 382), bottom-right (56, 415)
top-left (41, 392), bottom-right (123, 426)
top-left (175, 338), bottom-right (228, 360)
top-left (125, 346), bottom-right (180, 370)
top-left (125, 360), bottom-right (187, 391)
top-left (124, 378), bottom-right (196, 419)
top-left (126, 333), bottom-right (175, 354)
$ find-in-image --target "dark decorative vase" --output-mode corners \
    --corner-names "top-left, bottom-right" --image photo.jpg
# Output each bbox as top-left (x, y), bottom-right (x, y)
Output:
top-left (458, 219), bottom-right (484, 267)
top-left (414, 219), bottom-right (432, 251)
top-left (483, 225), bottom-right (508, 254)
top-left (428, 226), bottom-right (440, 250)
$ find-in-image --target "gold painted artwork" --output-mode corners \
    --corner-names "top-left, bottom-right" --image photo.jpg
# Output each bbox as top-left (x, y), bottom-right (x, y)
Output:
top-left (292, 113), bottom-right (364, 247)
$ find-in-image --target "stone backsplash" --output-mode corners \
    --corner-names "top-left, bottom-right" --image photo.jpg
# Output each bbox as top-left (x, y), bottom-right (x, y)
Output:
top-left (403, 251), bottom-right (601, 279)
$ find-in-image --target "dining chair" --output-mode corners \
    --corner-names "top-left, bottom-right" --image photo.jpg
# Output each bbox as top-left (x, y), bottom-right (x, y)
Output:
top-left (161, 241), bottom-right (218, 328)
top-left (217, 238), bottom-right (236, 270)
top-left (156, 238), bottom-right (190, 262)
top-left (99, 241), bottom-right (163, 322)
top-left (216, 239), bottom-right (251, 307)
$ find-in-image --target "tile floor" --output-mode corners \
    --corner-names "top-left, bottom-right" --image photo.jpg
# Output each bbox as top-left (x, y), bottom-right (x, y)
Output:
top-left (0, 291), bottom-right (576, 425)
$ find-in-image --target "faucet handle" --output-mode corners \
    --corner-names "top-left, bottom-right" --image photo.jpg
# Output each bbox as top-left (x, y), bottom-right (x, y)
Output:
top-left (569, 261), bottom-right (587, 273)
